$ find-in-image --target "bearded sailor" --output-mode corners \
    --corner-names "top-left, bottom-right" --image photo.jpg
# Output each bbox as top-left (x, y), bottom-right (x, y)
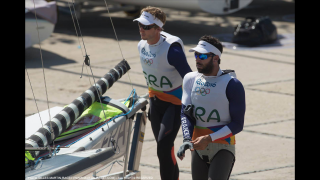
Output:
top-left (176, 35), bottom-right (246, 180)
top-left (133, 6), bottom-right (192, 180)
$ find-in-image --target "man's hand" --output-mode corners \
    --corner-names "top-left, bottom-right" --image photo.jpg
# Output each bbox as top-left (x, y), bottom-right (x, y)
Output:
top-left (190, 135), bottom-right (212, 150)
top-left (176, 141), bottom-right (194, 161)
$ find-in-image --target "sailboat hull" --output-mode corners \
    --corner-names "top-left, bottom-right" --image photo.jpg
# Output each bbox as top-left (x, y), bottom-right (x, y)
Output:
top-left (25, 147), bottom-right (116, 179)
top-left (25, 19), bottom-right (55, 49)
top-left (25, 95), bottom-right (148, 179)
top-left (25, 0), bottom-right (57, 49)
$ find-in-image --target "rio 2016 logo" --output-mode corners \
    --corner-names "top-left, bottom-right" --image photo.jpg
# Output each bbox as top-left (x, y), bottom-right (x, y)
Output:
top-left (144, 58), bottom-right (153, 66)
top-left (195, 87), bottom-right (210, 96)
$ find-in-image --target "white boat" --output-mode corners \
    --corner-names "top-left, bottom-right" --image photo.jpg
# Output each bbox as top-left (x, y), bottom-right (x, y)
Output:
top-left (25, 0), bottom-right (57, 49)
top-left (25, 96), bottom-right (148, 179)
top-left (25, 60), bottom-right (149, 179)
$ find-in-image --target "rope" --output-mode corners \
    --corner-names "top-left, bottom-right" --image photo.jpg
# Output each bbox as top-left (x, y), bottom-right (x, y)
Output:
top-left (31, 0), bottom-right (55, 149)
top-left (103, 0), bottom-right (124, 59)
top-left (34, 145), bottom-right (60, 166)
top-left (27, 0), bottom-right (139, 157)
top-left (67, 1), bottom-right (93, 86)
top-left (68, 0), bottom-right (110, 129)
top-left (68, 1), bottom-right (84, 58)
top-left (71, 0), bottom-right (88, 56)
top-left (102, 1), bottom-right (134, 92)
top-left (25, 68), bottom-right (43, 127)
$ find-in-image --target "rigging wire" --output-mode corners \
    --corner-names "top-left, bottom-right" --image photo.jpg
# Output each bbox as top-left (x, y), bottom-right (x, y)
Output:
top-left (70, 0), bottom-right (89, 79)
top-left (67, 1), bottom-right (92, 86)
top-left (28, 0), bottom-right (138, 155)
top-left (65, 1), bottom-right (139, 148)
top-left (71, 0), bottom-right (88, 56)
top-left (32, 0), bottom-right (55, 150)
top-left (25, 68), bottom-right (43, 127)
top-left (69, 0), bottom-right (110, 129)
top-left (103, 0), bottom-right (134, 92)
top-left (103, 0), bottom-right (124, 59)
top-left (68, 1), bottom-right (84, 58)
top-left (86, 66), bottom-right (93, 86)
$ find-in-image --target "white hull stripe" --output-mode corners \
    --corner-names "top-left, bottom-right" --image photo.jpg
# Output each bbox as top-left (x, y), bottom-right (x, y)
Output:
top-left (85, 89), bottom-right (96, 103)
top-left (113, 68), bottom-right (121, 78)
top-left (101, 77), bottom-right (109, 90)
top-left (94, 83), bottom-right (102, 96)
top-left (34, 132), bottom-right (48, 146)
top-left (68, 103), bottom-right (79, 117)
top-left (60, 111), bottom-right (71, 127)
top-left (51, 117), bottom-right (63, 134)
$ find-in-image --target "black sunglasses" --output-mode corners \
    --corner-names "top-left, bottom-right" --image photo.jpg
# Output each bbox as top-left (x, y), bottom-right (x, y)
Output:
top-left (138, 22), bottom-right (157, 30)
top-left (194, 52), bottom-right (215, 60)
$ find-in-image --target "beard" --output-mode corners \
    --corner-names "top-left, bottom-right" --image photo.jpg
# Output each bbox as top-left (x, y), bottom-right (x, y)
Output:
top-left (197, 58), bottom-right (214, 74)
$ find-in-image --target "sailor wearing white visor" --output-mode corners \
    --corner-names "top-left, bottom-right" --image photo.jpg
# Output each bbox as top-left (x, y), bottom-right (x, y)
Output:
top-left (177, 35), bottom-right (246, 180)
top-left (188, 40), bottom-right (223, 75)
top-left (133, 11), bottom-right (164, 29)
top-left (189, 40), bottom-right (222, 58)
top-left (134, 6), bottom-right (192, 180)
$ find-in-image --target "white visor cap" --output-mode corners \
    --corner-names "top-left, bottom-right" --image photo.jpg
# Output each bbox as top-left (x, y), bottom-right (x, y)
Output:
top-left (189, 41), bottom-right (221, 58)
top-left (133, 11), bottom-right (163, 28)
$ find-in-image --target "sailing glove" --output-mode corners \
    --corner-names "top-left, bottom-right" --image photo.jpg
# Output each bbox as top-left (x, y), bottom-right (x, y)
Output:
top-left (177, 139), bottom-right (194, 158)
